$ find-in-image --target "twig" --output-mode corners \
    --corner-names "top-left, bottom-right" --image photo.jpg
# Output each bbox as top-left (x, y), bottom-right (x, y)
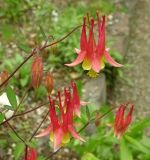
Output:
top-left (42, 25), bottom-right (82, 49)
top-left (29, 110), bottom-right (49, 141)
top-left (14, 102), bottom-right (49, 118)
top-left (25, 145), bottom-right (28, 160)
top-left (6, 121), bottom-right (27, 145)
top-left (0, 102), bottom-right (48, 126)
top-left (45, 148), bottom-right (61, 160)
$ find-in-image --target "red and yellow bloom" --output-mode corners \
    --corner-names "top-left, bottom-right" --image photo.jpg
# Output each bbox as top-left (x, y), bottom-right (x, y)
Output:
top-left (35, 82), bottom-right (85, 151)
top-left (65, 12), bottom-right (122, 77)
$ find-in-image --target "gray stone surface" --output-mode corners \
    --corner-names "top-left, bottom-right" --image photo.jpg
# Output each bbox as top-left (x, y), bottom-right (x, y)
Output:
top-left (83, 74), bottom-right (106, 108)
top-left (111, 0), bottom-right (150, 118)
top-left (83, 74), bottom-right (106, 135)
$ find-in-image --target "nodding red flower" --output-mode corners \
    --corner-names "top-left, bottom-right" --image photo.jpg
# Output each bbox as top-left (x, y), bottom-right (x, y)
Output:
top-left (31, 55), bottom-right (43, 88)
top-left (35, 82), bottom-right (85, 151)
top-left (23, 148), bottom-right (37, 160)
top-left (65, 12), bottom-right (122, 77)
top-left (114, 103), bottom-right (134, 138)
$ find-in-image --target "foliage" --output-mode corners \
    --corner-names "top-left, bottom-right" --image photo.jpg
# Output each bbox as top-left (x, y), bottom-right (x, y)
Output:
top-left (69, 105), bottom-right (150, 160)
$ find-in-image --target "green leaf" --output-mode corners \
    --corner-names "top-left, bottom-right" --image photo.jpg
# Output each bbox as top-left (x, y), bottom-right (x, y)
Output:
top-left (18, 43), bottom-right (31, 53)
top-left (130, 117), bottom-right (150, 133)
top-left (6, 86), bottom-right (17, 110)
top-left (0, 24), bottom-right (14, 41)
top-left (76, 80), bottom-right (83, 97)
top-left (14, 143), bottom-right (25, 160)
top-left (0, 113), bottom-right (5, 123)
top-left (20, 76), bottom-right (29, 87)
top-left (81, 153), bottom-right (99, 160)
top-left (125, 135), bottom-right (149, 154)
top-left (35, 86), bottom-right (47, 99)
top-left (20, 66), bottom-right (30, 78)
top-left (27, 140), bottom-right (37, 148)
top-left (8, 132), bottom-right (22, 142)
top-left (141, 136), bottom-right (150, 149)
top-left (15, 54), bottom-right (23, 64)
top-left (120, 138), bottom-right (133, 160)
top-left (38, 156), bottom-right (46, 160)
top-left (4, 105), bottom-right (14, 111)
top-left (0, 139), bottom-right (7, 148)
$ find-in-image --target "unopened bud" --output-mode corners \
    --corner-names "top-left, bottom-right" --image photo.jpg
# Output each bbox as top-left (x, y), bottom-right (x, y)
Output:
top-left (0, 70), bottom-right (9, 87)
top-left (45, 72), bottom-right (54, 94)
top-left (31, 55), bottom-right (43, 88)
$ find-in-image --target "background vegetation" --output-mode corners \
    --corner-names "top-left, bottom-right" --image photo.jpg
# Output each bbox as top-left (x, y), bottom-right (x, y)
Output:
top-left (0, 0), bottom-right (149, 160)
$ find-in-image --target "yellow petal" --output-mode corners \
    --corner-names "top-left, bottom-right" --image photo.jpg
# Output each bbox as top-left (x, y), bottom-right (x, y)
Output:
top-left (62, 133), bottom-right (70, 144)
top-left (50, 132), bottom-right (54, 142)
top-left (100, 57), bottom-right (105, 70)
top-left (82, 59), bottom-right (91, 70)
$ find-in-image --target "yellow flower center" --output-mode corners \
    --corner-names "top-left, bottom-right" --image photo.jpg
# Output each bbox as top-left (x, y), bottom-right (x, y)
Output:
top-left (82, 58), bottom-right (91, 70)
top-left (87, 69), bottom-right (99, 78)
top-left (62, 133), bottom-right (70, 144)
top-left (49, 132), bottom-right (70, 144)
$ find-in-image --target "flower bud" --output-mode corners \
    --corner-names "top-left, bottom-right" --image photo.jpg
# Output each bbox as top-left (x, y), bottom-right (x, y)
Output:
top-left (114, 103), bottom-right (134, 138)
top-left (31, 55), bottom-right (43, 89)
top-left (45, 72), bottom-right (54, 94)
top-left (0, 70), bottom-right (9, 87)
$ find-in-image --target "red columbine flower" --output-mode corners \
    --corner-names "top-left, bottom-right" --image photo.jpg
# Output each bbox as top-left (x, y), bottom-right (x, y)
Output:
top-left (114, 103), bottom-right (134, 138)
top-left (35, 82), bottom-right (85, 151)
top-left (31, 55), bottom-right (43, 88)
top-left (65, 12), bottom-right (122, 77)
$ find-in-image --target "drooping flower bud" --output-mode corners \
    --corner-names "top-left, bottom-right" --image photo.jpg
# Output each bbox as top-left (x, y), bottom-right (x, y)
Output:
top-left (45, 72), bottom-right (54, 94)
top-left (0, 70), bottom-right (9, 87)
top-left (114, 103), bottom-right (134, 138)
top-left (31, 55), bottom-right (43, 89)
